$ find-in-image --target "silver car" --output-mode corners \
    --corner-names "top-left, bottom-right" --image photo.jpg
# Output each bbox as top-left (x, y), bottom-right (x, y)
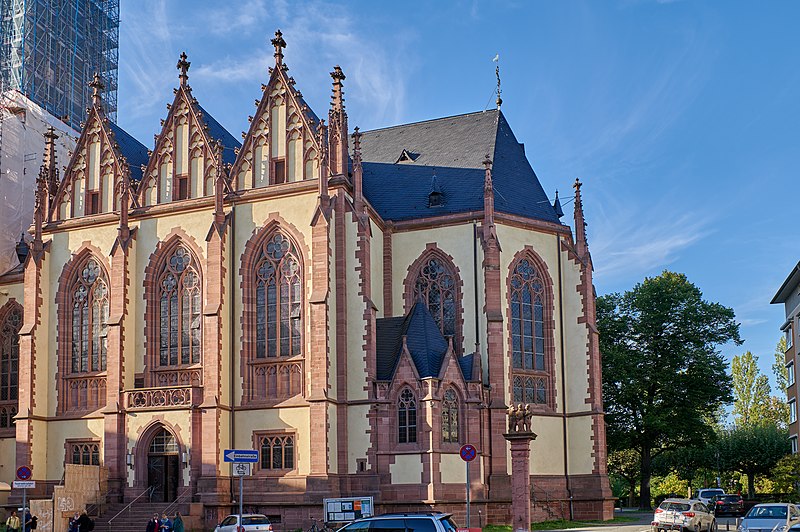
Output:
top-left (214, 514), bottom-right (273, 532)
top-left (738, 504), bottom-right (800, 532)
top-left (652, 498), bottom-right (716, 532)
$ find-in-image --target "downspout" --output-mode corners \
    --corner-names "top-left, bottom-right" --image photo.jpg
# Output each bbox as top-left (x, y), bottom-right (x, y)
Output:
top-left (228, 196), bottom-right (236, 505)
top-left (473, 220), bottom-right (490, 482)
top-left (557, 233), bottom-right (573, 520)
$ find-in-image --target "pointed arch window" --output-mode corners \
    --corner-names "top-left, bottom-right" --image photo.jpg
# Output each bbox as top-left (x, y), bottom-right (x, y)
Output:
top-left (71, 259), bottom-right (109, 373)
top-left (413, 256), bottom-right (457, 341)
top-left (398, 388), bottom-right (417, 444)
top-left (158, 246), bottom-right (201, 366)
top-left (442, 388), bottom-right (459, 443)
top-left (0, 304), bottom-right (21, 430)
top-left (258, 434), bottom-right (295, 471)
top-left (510, 257), bottom-right (549, 406)
top-left (149, 428), bottom-right (179, 454)
top-left (254, 233), bottom-right (302, 359)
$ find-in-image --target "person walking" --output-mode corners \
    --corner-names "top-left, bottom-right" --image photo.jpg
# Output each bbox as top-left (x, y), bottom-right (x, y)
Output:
top-left (76, 510), bottom-right (94, 532)
top-left (146, 513), bottom-right (160, 532)
top-left (5, 510), bottom-right (21, 532)
top-left (68, 511), bottom-right (80, 532)
top-left (172, 512), bottom-right (184, 532)
top-left (159, 513), bottom-right (172, 532)
top-left (23, 510), bottom-right (36, 531)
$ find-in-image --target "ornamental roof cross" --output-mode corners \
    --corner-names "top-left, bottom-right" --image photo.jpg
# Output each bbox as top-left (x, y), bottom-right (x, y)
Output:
top-left (177, 52), bottom-right (191, 87)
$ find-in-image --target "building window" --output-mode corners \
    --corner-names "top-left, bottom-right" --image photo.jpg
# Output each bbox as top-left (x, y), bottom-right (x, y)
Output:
top-left (790, 400), bottom-right (797, 424)
top-left (68, 441), bottom-right (100, 466)
top-left (413, 257), bottom-right (457, 341)
top-left (442, 388), bottom-right (459, 443)
top-left (792, 436), bottom-right (798, 455)
top-left (273, 159), bottom-right (286, 184)
top-left (70, 259), bottom-right (109, 373)
top-left (789, 362), bottom-right (796, 387)
top-left (398, 388), bottom-right (417, 444)
top-left (787, 325), bottom-right (794, 349)
top-left (0, 304), bottom-right (22, 403)
top-left (158, 245), bottom-right (201, 366)
top-left (258, 434), bottom-right (294, 470)
top-left (150, 429), bottom-right (179, 453)
top-left (174, 176), bottom-right (189, 200)
top-left (85, 191), bottom-right (100, 215)
top-left (513, 375), bottom-right (547, 405)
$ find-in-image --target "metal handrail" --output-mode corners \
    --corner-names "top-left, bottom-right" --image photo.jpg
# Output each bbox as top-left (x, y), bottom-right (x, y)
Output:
top-left (108, 486), bottom-right (155, 526)
top-left (161, 486), bottom-right (191, 518)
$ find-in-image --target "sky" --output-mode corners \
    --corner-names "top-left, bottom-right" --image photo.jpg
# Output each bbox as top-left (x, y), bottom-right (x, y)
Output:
top-left (115, 0), bottom-right (800, 388)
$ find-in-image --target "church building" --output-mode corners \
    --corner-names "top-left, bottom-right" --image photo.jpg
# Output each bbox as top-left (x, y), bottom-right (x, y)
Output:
top-left (0, 32), bottom-right (613, 528)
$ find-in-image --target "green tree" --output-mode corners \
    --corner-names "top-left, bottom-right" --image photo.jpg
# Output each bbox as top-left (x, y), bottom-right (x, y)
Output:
top-left (771, 453), bottom-right (800, 498)
top-left (731, 351), bottom-right (772, 427)
top-left (718, 424), bottom-right (790, 498)
top-left (774, 337), bottom-right (789, 392)
top-left (608, 449), bottom-right (640, 507)
top-left (598, 271), bottom-right (741, 509)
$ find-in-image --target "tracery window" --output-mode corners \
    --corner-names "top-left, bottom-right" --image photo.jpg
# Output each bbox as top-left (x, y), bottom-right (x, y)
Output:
top-left (442, 388), bottom-right (459, 443)
top-left (0, 305), bottom-right (21, 403)
top-left (413, 257), bottom-right (456, 340)
top-left (398, 388), bottom-right (417, 444)
top-left (158, 246), bottom-right (201, 366)
top-left (70, 259), bottom-right (109, 373)
top-left (150, 429), bottom-right (179, 454)
top-left (259, 434), bottom-right (294, 470)
top-left (69, 441), bottom-right (100, 465)
top-left (510, 257), bottom-right (548, 405)
top-left (254, 233), bottom-right (301, 359)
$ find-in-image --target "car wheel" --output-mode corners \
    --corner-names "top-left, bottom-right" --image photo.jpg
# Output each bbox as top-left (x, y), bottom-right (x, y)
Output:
top-left (710, 519), bottom-right (717, 532)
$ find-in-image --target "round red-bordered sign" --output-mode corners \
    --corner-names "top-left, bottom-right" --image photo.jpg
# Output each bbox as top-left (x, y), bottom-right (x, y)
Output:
top-left (459, 444), bottom-right (477, 462)
top-left (16, 466), bottom-right (32, 480)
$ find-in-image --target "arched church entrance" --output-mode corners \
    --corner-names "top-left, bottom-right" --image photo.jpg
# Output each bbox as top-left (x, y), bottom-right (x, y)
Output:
top-left (147, 428), bottom-right (180, 502)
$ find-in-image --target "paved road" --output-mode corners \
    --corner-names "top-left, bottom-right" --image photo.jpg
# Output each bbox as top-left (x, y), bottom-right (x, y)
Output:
top-left (539, 514), bottom-right (743, 532)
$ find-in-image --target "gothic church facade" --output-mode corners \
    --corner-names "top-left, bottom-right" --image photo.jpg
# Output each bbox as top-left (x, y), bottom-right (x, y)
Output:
top-left (0, 33), bottom-right (612, 527)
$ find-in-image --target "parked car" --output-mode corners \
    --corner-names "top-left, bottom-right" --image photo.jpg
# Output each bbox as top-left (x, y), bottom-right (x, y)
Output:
top-left (711, 494), bottom-right (745, 517)
top-left (652, 498), bottom-right (716, 532)
top-left (694, 489), bottom-right (725, 506)
top-left (214, 514), bottom-right (273, 532)
top-left (737, 504), bottom-right (800, 532)
top-left (336, 513), bottom-right (459, 532)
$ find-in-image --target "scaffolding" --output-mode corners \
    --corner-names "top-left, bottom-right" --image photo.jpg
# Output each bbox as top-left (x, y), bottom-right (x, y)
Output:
top-left (0, 0), bottom-right (118, 131)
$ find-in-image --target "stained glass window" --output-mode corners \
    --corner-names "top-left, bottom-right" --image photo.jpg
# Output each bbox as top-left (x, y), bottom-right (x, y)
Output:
top-left (254, 233), bottom-right (302, 359)
top-left (158, 246), bottom-right (201, 366)
top-left (442, 389), bottom-right (459, 443)
top-left (70, 442), bottom-right (100, 465)
top-left (70, 259), bottom-right (108, 373)
top-left (510, 257), bottom-right (548, 406)
top-left (259, 434), bottom-right (294, 470)
top-left (399, 388), bottom-right (417, 444)
top-left (0, 306), bottom-right (21, 402)
top-left (413, 257), bottom-right (456, 341)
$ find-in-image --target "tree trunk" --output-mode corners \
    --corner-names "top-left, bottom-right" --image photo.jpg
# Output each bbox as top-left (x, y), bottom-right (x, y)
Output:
top-left (628, 479), bottom-right (636, 508)
top-left (747, 471), bottom-right (755, 499)
top-left (640, 447), bottom-right (653, 509)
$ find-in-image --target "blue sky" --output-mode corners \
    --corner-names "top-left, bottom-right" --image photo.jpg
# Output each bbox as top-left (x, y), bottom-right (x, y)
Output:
top-left (116, 0), bottom-right (800, 387)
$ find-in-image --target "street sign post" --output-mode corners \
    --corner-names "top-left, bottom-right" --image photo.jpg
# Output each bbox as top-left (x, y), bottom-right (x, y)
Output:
top-left (225, 450), bottom-right (258, 531)
top-left (15, 466), bottom-right (33, 516)
top-left (223, 449), bottom-right (259, 463)
top-left (460, 445), bottom-right (477, 527)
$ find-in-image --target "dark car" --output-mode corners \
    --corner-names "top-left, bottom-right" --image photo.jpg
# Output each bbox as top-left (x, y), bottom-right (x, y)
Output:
top-left (712, 494), bottom-right (744, 517)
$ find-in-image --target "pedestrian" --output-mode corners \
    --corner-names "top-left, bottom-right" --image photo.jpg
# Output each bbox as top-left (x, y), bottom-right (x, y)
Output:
top-left (76, 510), bottom-right (94, 532)
top-left (5, 510), bottom-right (21, 532)
top-left (68, 511), bottom-right (80, 532)
top-left (172, 512), bottom-right (184, 532)
top-left (159, 512), bottom-right (172, 532)
top-left (146, 513), bottom-right (160, 532)
top-left (23, 509), bottom-right (36, 531)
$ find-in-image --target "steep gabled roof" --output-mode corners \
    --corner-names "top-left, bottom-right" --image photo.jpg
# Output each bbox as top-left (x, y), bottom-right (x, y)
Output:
top-left (375, 301), bottom-right (449, 380)
top-left (107, 121), bottom-right (149, 183)
top-left (356, 109), bottom-right (561, 224)
top-left (196, 104), bottom-right (240, 166)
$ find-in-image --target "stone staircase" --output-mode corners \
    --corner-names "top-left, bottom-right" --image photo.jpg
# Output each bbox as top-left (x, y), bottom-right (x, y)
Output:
top-left (93, 501), bottom-right (191, 532)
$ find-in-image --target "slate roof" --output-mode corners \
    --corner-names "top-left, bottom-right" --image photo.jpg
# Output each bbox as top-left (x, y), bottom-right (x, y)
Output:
top-left (375, 301), bottom-right (473, 381)
top-left (196, 104), bottom-right (241, 166)
top-left (108, 122), bottom-right (149, 183)
top-left (356, 109), bottom-right (561, 224)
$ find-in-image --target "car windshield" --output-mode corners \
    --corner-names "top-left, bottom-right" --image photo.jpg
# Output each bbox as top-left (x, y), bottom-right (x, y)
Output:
top-left (700, 490), bottom-right (723, 497)
top-left (243, 516), bottom-right (270, 525)
top-left (439, 516), bottom-right (458, 532)
top-left (660, 503), bottom-right (691, 512)
top-left (722, 496), bottom-right (741, 502)
top-left (747, 506), bottom-right (788, 519)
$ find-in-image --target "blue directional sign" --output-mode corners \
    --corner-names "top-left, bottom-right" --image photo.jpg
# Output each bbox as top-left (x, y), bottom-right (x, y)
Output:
top-left (223, 449), bottom-right (259, 463)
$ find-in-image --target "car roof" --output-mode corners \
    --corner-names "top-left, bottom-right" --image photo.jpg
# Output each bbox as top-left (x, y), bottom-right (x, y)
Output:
top-left (752, 504), bottom-right (794, 507)
top-left (663, 499), bottom-right (695, 504)
top-left (377, 513), bottom-right (451, 518)
top-left (225, 514), bottom-right (268, 518)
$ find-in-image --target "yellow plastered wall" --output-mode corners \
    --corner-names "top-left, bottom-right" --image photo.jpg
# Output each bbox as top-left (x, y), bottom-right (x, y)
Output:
top-left (0, 437), bottom-right (16, 484)
top-left (528, 416), bottom-right (566, 476)
top-left (0, 278), bottom-right (25, 308)
top-left (233, 407), bottom-right (310, 475)
top-left (328, 215), bottom-right (337, 398)
top-left (370, 219), bottom-right (384, 314)
top-left (46, 418), bottom-right (104, 480)
top-left (390, 454), bottom-right (423, 484)
top-left (391, 224), bottom-right (482, 352)
top-left (567, 416), bottom-right (595, 474)
top-left (440, 453), bottom-right (466, 484)
top-left (347, 404), bottom-right (370, 474)
top-left (345, 214), bottom-right (368, 401)
top-left (327, 404), bottom-right (338, 475)
top-left (125, 410), bottom-right (193, 487)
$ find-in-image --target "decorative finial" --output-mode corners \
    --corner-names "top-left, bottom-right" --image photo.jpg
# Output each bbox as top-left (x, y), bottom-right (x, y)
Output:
top-left (177, 52), bottom-right (191, 87)
top-left (482, 154), bottom-right (493, 189)
top-left (352, 126), bottom-right (361, 152)
top-left (553, 189), bottom-right (564, 219)
top-left (493, 54), bottom-right (502, 109)
top-left (272, 30), bottom-right (287, 65)
top-left (89, 73), bottom-right (104, 107)
top-left (573, 178), bottom-right (582, 195)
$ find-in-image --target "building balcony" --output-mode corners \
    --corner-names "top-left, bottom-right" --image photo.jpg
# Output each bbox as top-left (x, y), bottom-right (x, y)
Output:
top-left (125, 385), bottom-right (202, 411)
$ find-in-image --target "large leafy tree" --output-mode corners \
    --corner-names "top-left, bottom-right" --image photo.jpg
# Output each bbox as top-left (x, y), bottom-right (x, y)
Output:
top-left (718, 424), bottom-right (791, 498)
top-left (731, 351), bottom-right (772, 427)
top-left (598, 271), bottom-right (741, 508)
top-left (773, 337), bottom-right (789, 392)
top-left (608, 449), bottom-right (641, 507)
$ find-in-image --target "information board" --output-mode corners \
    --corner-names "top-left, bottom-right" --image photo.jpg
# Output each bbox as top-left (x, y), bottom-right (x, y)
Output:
top-left (323, 496), bottom-right (374, 524)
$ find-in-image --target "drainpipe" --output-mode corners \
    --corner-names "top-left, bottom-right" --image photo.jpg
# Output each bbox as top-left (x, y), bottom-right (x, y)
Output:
top-left (557, 233), bottom-right (573, 520)
top-left (474, 220), bottom-right (492, 485)
top-left (228, 196), bottom-right (237, 506)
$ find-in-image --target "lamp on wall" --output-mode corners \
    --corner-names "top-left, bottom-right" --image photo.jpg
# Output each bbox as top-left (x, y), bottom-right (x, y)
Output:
top-left (181, 452), bottom-right (188, 466)
top-left (126, 452), bottom-right (133, 469)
